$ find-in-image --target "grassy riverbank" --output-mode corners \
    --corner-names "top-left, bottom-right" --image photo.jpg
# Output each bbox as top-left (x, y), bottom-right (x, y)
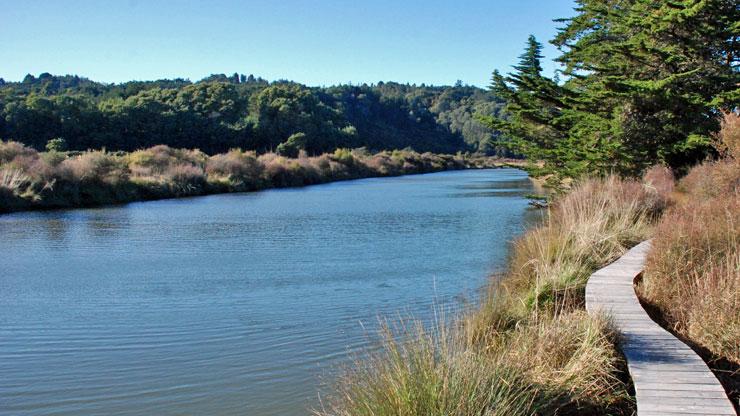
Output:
top-left (316, 171), bottom-right (672, 415)
top-left (0, 141), bottom-right (515, 213)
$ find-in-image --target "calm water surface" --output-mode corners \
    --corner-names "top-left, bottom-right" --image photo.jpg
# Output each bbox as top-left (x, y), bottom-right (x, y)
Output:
top-left (1, 169), bottom-right (535, 416)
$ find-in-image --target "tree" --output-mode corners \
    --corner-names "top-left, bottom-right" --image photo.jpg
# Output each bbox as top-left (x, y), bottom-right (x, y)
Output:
top-left (0, 73), bottom-right (496, 155)
top-left (513, 35), bottom-right (543, 78)
top-left (45, 138), bottom-right (67, 152)
top-left (479, 36), bottom-right (579, 178)
top-left (484, 1), bottom-right (740, 180)
top-left (276, 132), bottom-right (307, 158)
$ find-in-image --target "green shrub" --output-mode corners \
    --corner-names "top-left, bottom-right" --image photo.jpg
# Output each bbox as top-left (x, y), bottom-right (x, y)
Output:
top-left (45, 138), bottom-right (68, 152)
top-left (276, 132), bottom-right (307, 158)
top-left (331, 148), bottom-right (354, 166)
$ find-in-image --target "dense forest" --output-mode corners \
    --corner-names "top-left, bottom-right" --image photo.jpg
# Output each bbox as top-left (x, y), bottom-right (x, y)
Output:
top-left (0, 74), bottom-right (509, 156)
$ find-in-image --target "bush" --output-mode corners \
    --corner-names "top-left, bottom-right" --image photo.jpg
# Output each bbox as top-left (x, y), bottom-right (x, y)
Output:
top-left (0, 140), bottom-right (37, 164)
top-left (331, 148), bottom-right (354, 166)
top-left (206, 149), bottom-right (263, 190)
top-left (45, 138), bottom-right (68, 152)
top-left (41, 150), bottom-right (67, 167)
top-left (679, 160), bottom-right (739, 200)
top-left (276, 132), bottom-right (306, 158)
top-left (164, 163), bottom-right (206, 194)
top-left (714, 111), bottom-right (740, 160)
top-left (127, 145), bottom-right (206, 177)
top-left (61, 151), bottom-right (127, 183)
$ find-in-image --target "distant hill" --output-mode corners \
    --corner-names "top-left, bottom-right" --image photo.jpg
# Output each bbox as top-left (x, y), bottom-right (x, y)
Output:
top-left (0, 73), bottom-right (513, 156)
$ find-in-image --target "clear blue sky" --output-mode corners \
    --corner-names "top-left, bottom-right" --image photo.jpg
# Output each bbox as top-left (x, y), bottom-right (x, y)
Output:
top-left (0, 0), bottom-right (576, 87)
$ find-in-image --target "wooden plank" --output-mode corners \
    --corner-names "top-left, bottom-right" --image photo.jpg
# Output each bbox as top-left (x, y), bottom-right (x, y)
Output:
top-left (585, 240), bottom-right (736, 415)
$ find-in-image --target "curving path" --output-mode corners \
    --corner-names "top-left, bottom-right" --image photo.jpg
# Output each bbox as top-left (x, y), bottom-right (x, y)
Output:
top-left (586, 240), bottom-right (737, 416)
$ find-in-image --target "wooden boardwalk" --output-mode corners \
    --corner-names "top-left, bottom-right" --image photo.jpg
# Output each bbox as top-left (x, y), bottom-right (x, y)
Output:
top-left (585, 240), bottom-right (737, 416)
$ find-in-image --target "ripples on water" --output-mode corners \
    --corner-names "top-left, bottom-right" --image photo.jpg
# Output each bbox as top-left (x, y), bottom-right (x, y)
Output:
top-left (0, 169), bottom-right (536, 416)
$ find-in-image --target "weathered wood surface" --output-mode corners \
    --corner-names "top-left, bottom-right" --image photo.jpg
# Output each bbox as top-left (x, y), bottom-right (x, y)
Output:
top-left (585, 240), bottom-right (737, 416)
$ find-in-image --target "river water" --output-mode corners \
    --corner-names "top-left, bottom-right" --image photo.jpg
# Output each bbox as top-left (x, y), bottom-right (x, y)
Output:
top-left (1, 168), bottom-right (535, 415)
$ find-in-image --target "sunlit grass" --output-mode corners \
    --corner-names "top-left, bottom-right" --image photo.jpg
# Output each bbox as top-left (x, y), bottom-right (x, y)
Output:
top-left (641, 113), bottom-right (740, 364)
top-left (0, 142), bottom-right (505, 212)
top-left (317, 173), bottom-right (673, 415)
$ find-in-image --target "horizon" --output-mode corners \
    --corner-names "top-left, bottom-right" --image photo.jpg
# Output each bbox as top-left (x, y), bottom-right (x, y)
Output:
top-left (0, 0), bottom-right (577, 88)
top-left (1, 71), bottom-right (498, 88)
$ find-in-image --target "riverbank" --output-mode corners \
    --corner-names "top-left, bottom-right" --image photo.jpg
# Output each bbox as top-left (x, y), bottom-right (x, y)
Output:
top-left (0, 141), bottom-right (522, 213)
top-left (316, 114), bottom-right (740, 415)
top-left (317, 171), bottom-right (673, 416)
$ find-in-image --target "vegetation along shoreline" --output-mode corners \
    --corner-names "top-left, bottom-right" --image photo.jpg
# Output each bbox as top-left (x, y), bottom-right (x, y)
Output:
top-left (0, 141), bottom-right (522, 214)
top-left (2, 0), bottom-right (737, 413)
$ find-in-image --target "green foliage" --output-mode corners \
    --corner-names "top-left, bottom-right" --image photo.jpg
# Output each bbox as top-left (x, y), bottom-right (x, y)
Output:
top-left (45, 138), bottom-right (67, 152)
top-left (0, 74), bottom-right (509, 156)
top-left (483, 1), bottom-right (740, 180)
top-left (276, 132), bottom-right (307, 158)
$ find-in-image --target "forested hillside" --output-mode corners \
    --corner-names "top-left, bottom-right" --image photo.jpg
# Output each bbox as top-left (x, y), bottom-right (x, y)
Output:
top-left (0, 74), bottom-right (508, 156)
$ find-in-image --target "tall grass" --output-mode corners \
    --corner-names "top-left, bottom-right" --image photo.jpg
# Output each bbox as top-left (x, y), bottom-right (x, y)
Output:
top-left (317, 173), bottom-right (671, 415)
top-left (317, 319), bottom-right (549, 416)
top-left (499, 176), bottom-right (661, 317)
top-left (0, 142), bottom-right (507, 213)
top-left (640, 112), bottom-right (740, 366)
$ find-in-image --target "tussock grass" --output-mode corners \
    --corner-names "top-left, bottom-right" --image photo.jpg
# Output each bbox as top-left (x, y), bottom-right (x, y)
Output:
top-left (317, 312), bottom-right (628, 416)
top-left (641, 114), bottom-right (740, 364)
top-left (495, 175), bottom-right (662, 318)
top-left (0, 168), bottom-right (31, 192)
top-left (637, 112), bottom-right (740, 402)
top-left (0, 142), bottom-right (504, 213)
top-left (318, 174), bottom-right (671, 415)
top-left (316, 319), bottom-right (547, 416)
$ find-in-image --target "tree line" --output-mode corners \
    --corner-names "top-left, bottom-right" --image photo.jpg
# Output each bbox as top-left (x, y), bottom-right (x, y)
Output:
top-left (0, 73), bottom-right (511, 156)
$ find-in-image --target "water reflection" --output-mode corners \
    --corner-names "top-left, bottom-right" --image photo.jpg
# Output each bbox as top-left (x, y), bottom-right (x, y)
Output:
top-left (44, 218), bottom-right (70, 243)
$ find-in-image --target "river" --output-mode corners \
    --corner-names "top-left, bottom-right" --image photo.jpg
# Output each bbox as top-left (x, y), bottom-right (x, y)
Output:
top-left (1, 168), bottom-right (535, 415)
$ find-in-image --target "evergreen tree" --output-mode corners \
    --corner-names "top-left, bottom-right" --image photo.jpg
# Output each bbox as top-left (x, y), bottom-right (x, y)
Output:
top-left (484, 0), bottom-right (739, 180)
top-left (480, 36), bottom-right (579, 179)
top-left (554, 0), bottom-right (740, 172)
